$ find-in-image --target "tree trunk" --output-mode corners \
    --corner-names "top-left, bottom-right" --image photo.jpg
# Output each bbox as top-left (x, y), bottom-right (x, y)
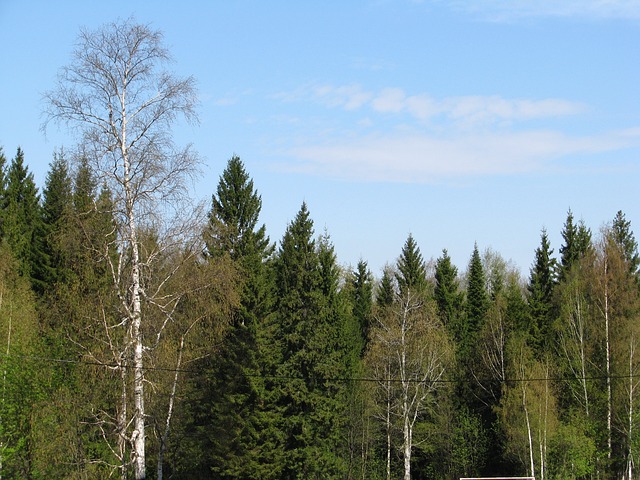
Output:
top-left (118, 366), bottom-right (128, 480)
top-left (521, 370), bottom-right (535, 477)
top-left (132, 271), bottom-right (145, 480)
top-left (0, 291), bottom-right (9, 480)
top-left (122, 110), bottom-right (145, 478)
top-left (385, 367), bottom-right (392, 480)
top-left (627, 336), bottom-right (635, 480)
top-left (157, 334), bottom-right (186, 480)
top-left (401, 300), bottom-right (411, 480)
top-left (577, 296), bottom-right (589, 417)
top-left (604, 256), bottom-right (612, 463)
top-left (403, 413), bottom-right (412, 480)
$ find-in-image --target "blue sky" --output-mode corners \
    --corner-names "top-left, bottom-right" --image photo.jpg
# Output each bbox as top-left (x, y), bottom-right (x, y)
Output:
top-left (1, 0), bottom-right (639, 277)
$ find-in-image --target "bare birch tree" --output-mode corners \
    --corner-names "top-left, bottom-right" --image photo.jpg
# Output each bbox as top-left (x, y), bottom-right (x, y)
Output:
top-left (593, 231), bottom-right (640, 480)
top-left (367, 288), bottom-right (452, 480)
top-left (555, 264), bottom-right (595, 420)
top-left (43, 18), bottom-right (200, 480)
top-left (501, 337), bottom-right (558, 480)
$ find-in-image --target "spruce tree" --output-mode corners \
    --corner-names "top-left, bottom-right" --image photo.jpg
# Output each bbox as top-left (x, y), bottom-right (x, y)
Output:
top-left (396, 233), bottom-right (427, 295)
top-left (435, 249), bottom-right (464, 340)
top-left (42, 150), bottom-right (72, 230)
top-left (377, 267), bottom-right (396, 307)
top-left (0, 147), bottom-right (7, 205)
top-left (266, 202), bottom-right (348, 478)
top-left (72, 156), bottom-right (97, 213)
top-left (528, 229), bottom-right (557, 351)
top-left (351, 260), bottom-right (373, 355)
top-left (1, 148), bottom-right (48, 290)
top-left (465, 243), bottom-right (489, 347)
top-left (316, 232), bottom-right (359, 464)
top-left (559, 209), bottom-right (592, 281)
top-left (41, 149), bottom-right (73, 286)
top-left (611, 210), bottom-right (640, 278)
top-left (181, 156), bottom-right (273, 479)
top-left (205, 155), bottom-right (270, 261)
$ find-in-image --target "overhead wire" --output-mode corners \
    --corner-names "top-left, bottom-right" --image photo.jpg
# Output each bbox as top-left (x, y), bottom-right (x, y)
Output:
top-left (2, 352), bottom-right (638, 386)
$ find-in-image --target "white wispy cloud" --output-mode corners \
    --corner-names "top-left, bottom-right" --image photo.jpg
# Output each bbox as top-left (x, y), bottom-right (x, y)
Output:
top-left (440, 0), bottom-right (640, 21)
top-left (281, 128), bottom-right (640, 183)
top-left (270, 84), bottom-right (636, 182)
top-left (289, 84), bottom-right (585, 125)
top-left (313, 84), bottom-right (373, 111)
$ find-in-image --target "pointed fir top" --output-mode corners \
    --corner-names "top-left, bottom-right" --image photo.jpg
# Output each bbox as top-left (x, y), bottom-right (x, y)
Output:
top-left (611, 210), bottom-right (639, 276)
top-left (376, 266), bottom-right (396, 307)
top-left (466, 242), bottom-right (489, 325)
top-left (559, 208), bottom-right (592, 280)
top-left (42, 149), bottom-right (73, 226)
top-left (395, 233), bottom-right (427, 295)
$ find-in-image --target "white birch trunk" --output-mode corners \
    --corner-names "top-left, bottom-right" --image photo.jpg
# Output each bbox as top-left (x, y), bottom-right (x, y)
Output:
top-left (128, 187), bottom-right (146, 480)
top-left (386, 364), bottom-right (392, 480)
top-left (157, 334), bottom-right (187, 480)
top-left (118, 366), bottom-right (128, 480)
top-left (401, 301), bottom-right (411, 480)
top-left (521, 366), bottom-right (535, 477)
top-left (403, 417), bottom-right (412, 480)
top-left (121, 90), bottom-right (145, 479)
top-left (628, 337), bottom-right (634, 480)
top-left (0, 290), bottom-right (9, 480)
top-left (43, 21), bottom-right (201, 478)
top-left (577, 296), bottom-right (589, 417)
top-left (604, 256), bottom-right (612, 462)
top-left (541, 365), bottom-right (549, 480)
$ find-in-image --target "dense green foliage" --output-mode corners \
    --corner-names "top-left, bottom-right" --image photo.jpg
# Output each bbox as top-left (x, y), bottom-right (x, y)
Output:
top-left (1, 146), bottom-right (639, 478)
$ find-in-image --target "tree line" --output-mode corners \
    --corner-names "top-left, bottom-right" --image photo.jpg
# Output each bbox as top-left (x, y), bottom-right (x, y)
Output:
top-left (0, 18), bottom-right (639, 480)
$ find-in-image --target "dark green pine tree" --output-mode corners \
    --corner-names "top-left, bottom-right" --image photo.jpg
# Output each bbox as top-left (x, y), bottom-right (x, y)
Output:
top-left (1, 148), bottom-right (48, 291)
top-left (611, 210), bottom-right (640, 278)
top-left (205, 155), bottom-right (271, 262)
top-left (40, 149), bottom-right (73, 286)
top-left (317, 230), bottom-right (340, 299)
top-left (265, 202), bottom-right (348, 478)
top-left (435, 249), bottom-right (465, 341)
top-left (0, 147), bottom-right (7, 205)
top-left (558, 209), bottom-right (592, 281)
top-left (315, 232), bottom-right (360, 463)
top-left (61, 159), bottom-right (113, 287)
top-left (465, 243), bottom-right (489, 346)
top-left (182, 156), bottom-right (274, 479)
top-left (452, 245), bottom-right (491, 474)
top-left (350, 260), bottom-right (374, 355)
top-left (72, 156), bottom-right (97, 214)
top-left (527, 228), bottom-right (557, 351)
top-left (395, 233), bottom-right (427, 296)
top-left (42, 150), bottom-right (72, 229)
top-left (376, 267), bottom-right (396, 307)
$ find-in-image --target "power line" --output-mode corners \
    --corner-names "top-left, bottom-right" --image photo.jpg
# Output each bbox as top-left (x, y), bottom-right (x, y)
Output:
top-left (3, 352), bottom-right (640, 386)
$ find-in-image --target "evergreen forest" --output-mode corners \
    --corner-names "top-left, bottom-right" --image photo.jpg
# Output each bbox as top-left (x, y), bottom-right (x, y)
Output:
top-left (1, 18), bottom-right (639, 480)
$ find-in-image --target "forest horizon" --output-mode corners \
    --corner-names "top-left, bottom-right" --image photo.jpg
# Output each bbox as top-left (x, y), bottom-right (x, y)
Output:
top-left (0, 15), bottom-right (639, 480)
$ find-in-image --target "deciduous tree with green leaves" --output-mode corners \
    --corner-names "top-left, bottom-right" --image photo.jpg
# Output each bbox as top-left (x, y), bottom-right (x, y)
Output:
top-left (0, 243), bottom-right (45, 478)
